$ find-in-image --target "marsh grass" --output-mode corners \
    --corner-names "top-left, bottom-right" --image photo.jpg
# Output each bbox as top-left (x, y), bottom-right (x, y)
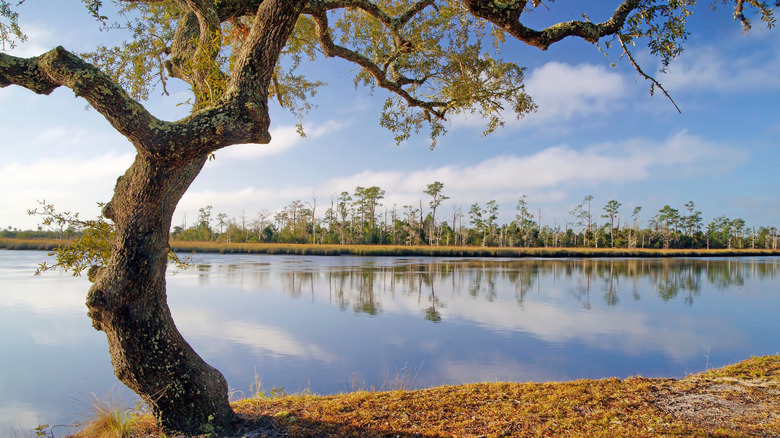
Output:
top-left (168, 241), bottom-right (780, 258)
top-left (346, 362), bottom-right (424, 393)
top-left (235, 355), bottom-right (780, 437)
top-left (5, 236), bottom-right (780, 258)
top-left (65, 356), bottom-right (780, 437)
top-left (67, 392), bottom-right (158, 438)
top-left (0, 237), bottom-right (68, 251)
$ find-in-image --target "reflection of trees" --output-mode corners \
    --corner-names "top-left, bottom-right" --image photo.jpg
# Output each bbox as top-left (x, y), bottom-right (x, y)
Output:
top-left (197, 263), bottom-right (212, 284)
top-left (190, 257), bottom-right (780, 317)
top-left (423, 281), bottom-right (445, 323)
top-left (705, 259), bottom-right (745, 290)
top-left (601, 261), bottom-right (620, 307)
top-left (354, 266), bottom-right (380, 315)
top-left (646, 259), bottom-right (703, 304)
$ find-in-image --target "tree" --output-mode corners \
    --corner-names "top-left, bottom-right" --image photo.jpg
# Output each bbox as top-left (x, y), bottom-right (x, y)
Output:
top-left (469, 202), bottom-right (486, 247)
top-left (683, 201), bottom-right (702, 238)
top-left (308, 193), bottom-right (318, 244)
top-left (602, 200), bottom-right (621, 248)
top-left (424, 181), bottom-right (449, 246)
top-left (485, 200), bottom-right (499, 246)
top-left (570, 195), bottom-right (594, 246)
top-left (515, 195), bottom-right (535, 247)
top-left (215, 212), bottom-right (228, 235)
top-left (362, 186), bottom-right (385, 240)
top-left (630, 206), bottom-right (643, 248)
top-left (658, 205), bottom-right (680, 248)
top-left (197, 205), bottom-right (213, 238)
top-left (2, 0), bottom-right (775, 433)
top-left (337, 191), bottom-right (352, 244)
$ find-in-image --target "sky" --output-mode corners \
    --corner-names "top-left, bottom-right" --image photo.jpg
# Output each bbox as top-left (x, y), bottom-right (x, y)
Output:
top-left (1, 2), bottom-right (779, 232)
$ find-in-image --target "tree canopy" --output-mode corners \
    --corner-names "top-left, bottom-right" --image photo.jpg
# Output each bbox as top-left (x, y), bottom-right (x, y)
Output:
top-left (4, 1), bottom-right (776, 147)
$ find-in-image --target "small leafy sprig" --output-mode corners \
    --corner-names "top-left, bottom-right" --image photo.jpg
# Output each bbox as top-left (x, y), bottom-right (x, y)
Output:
top-left (27, 200), bottom-right (191, 278)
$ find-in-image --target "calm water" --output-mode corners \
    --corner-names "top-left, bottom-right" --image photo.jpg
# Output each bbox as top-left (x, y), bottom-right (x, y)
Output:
top-left (1, 249), bottom-right (779, 435)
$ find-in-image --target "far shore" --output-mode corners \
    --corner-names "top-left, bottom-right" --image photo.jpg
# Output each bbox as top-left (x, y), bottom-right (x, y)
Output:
top-left (2, 236), bottom-right (780, 258)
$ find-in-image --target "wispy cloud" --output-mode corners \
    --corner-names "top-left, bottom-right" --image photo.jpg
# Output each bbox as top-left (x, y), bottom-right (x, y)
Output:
top-left (173, 308), bottom-right (336, 362)
top-left (0, 152), bottom-right (134, 227)
top-left (4, 23), bottom-right (55, 57)
top-left (177, 131), bottom-right (745, 218)
top-left (523, 61), bottom-right (628, 122)
top-left (213, 120), bottom-right (347, 163)
top-left (662, 39), bottom-right (780, 92)
top-left (450, 61), bottom-right (628, 130)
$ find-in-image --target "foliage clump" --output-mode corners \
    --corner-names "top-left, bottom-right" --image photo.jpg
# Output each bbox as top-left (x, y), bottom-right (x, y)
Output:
top-left (27, 201), bottom-right (189, 278)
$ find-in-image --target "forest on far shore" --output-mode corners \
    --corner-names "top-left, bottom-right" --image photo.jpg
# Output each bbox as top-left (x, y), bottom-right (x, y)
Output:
top-left (6, 183), bottom-right (775, 251)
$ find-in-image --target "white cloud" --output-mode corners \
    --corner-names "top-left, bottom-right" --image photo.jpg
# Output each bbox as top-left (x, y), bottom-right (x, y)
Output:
top-left (216, 126), bottom-right (303, 162)
top-left (4, 23), bottom-right (54, 58)
top-left (662, 43), bottom-right (780, 92)
top-left (0, 152), bottom-right (134, 228)
top-left (524, 61), bottom-right (628, 121)
top-left (0, 275), bottom-right (89, 315)
top-left (215, 121), bottom-right (347, 163)
top-left (173, 308), bottom-right (336, 362)
top-left (438, 287), bottom-right (744, 361)
top-left (451, 61), bottom-right (628, 130)
top-left (177, 131), bottom-right (744, 218)
top-left (0, 403), bottom-right (43, 437)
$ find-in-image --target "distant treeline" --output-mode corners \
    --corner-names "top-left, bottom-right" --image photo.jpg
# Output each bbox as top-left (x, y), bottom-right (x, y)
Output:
top-left (168, 183), bottom-right (779, 251)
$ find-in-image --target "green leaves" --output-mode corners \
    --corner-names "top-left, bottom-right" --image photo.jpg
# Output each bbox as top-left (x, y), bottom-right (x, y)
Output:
top-left (0, 0), bottom-right (26, 51)
top-left (82, 0), bottom-right (108, 23)
top-left (619, 0), bottom-right (694, 72)
top-left (27, 201), bottom-right (114, 277)
top-left (28, 201), bottom-right (191, 278)
top-left (80, 2), bottom-right (178, 101)
top-left (328, 1), bottom-right (536, 146)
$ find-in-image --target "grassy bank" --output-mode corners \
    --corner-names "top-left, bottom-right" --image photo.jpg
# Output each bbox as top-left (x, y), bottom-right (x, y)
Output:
top-left (4, 236), bottom-right (780, 258)
top-left (0, 236), bottom-right (71, 251)
top-left (67, 355), bottom-right (780, 437)
top-left (170, 241), bottom-right (780, 258)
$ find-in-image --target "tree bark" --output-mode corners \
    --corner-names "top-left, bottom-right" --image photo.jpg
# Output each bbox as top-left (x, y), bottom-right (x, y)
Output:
top-left (87, 154), bottom-right (236, 433)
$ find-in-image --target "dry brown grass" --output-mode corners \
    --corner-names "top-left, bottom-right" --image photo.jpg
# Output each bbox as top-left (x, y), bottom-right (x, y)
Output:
top-left (225, 355), bottom-right (780, 438)
top-left (5, 236), bottom-right (779, 258)
top-left (66, 395), bottom-right (160, 438)
top-left (66, 355), bottom-right (780, 437)
top-left (0, 237), bottom-right (70, 250)
top-left (168, 240), bottom-right (780, 258)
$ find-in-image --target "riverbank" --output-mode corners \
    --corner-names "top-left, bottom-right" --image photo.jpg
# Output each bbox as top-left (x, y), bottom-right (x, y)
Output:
top-left (67, 355), bottom-right (780, 437)
top-left (3, 237), bottom-right (780, 258)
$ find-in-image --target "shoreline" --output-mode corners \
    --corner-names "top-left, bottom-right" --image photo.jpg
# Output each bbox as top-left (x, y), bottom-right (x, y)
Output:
top-left (3, 237), bottom-right (780, 258)
top-left (65, 355), bottom-right (780, 437)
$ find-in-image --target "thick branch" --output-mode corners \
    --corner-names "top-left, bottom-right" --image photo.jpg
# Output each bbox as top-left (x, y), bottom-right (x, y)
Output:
top-left (310, 10), bottom-right (447, 119)
top-left (226, 0), bottom-right (308, 104)
top-left (0, 47), bottom-right (268, 163)
top-left (0, 47), bottom-right (163, 148)
top-left (396, 0), bottom-right (437, 27)
top-left (462, 0), bottom-right (641, 49)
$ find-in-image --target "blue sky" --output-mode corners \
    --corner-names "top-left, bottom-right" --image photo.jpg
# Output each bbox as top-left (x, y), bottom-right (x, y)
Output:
top-left (1, 2), bottom-right (779, 232)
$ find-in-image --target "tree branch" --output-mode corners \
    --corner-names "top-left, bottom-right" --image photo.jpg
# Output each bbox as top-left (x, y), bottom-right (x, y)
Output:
top-left (462, 0), bottom-right (642, 49)
top-left (227, 0), bottom-right (310, 105)
top-left (0, 47), bottom-right (165, 147)
top-left (309, 9), bottom-right (447, 120)
top-left (0, 46), bottom-right (265, 162)
top-left (618, 35), bottom-right (680, 113)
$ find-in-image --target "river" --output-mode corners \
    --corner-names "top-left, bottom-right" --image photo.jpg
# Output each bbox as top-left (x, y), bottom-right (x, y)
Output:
top-left (1, 249), bottom-right (778, 436)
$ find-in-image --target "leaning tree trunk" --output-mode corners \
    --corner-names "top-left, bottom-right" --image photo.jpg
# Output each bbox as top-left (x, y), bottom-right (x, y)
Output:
top-left (86, 153), bottom-right (235, 433)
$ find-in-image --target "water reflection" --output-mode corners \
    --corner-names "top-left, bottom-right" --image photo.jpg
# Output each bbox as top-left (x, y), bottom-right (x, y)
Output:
top-left (170, 255), bottom-right (778, 383)
top-left (3, 251), bottom-right (779, 436)
top-left (186, 257), bottom-right (780, 320)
